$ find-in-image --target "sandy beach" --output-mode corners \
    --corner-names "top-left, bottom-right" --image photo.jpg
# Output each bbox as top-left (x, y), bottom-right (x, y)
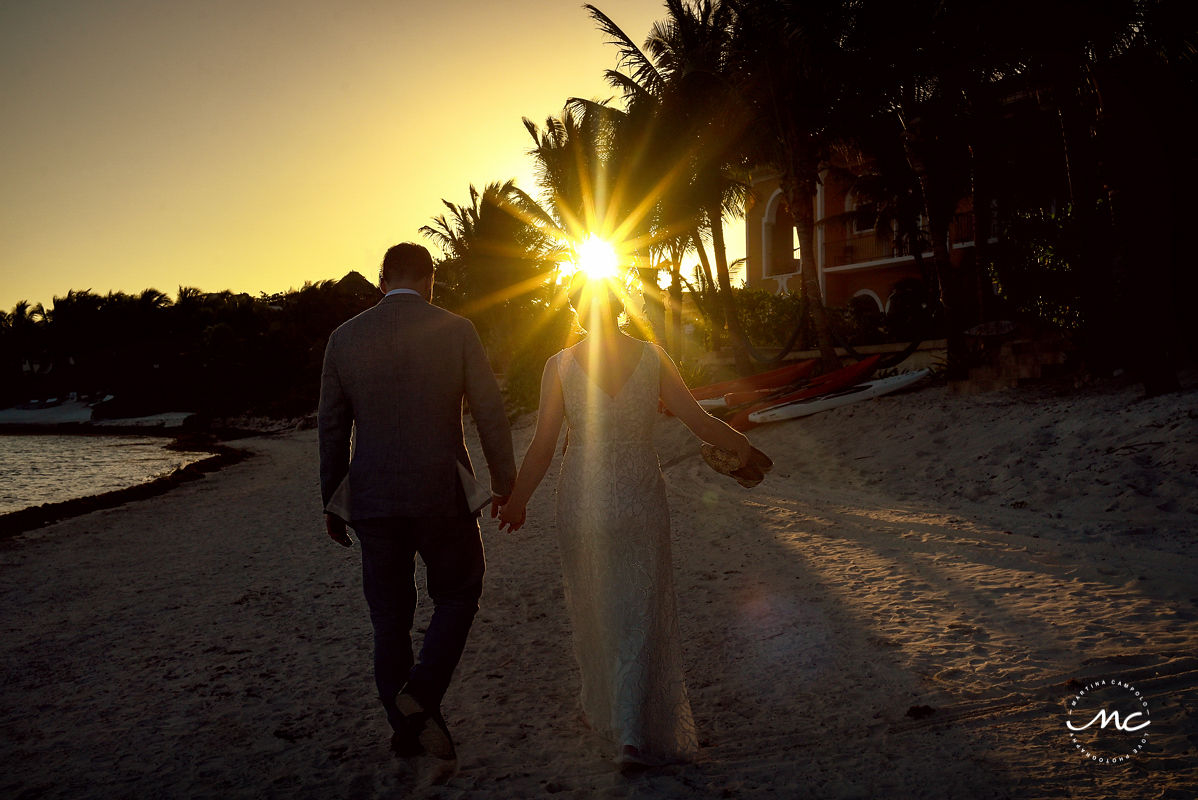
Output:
top-left (1, 374), bottom-right (1195, 799)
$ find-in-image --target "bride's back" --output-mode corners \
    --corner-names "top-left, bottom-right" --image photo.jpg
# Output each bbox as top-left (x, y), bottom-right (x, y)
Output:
top-left (557, 337), bottom-right (659, 447)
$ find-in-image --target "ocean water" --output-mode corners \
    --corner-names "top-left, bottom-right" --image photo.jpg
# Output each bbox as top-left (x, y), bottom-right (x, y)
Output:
top-left (0, 435), bottom-right (212, 515)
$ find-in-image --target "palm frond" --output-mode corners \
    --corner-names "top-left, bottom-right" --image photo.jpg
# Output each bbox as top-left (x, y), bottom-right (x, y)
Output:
top-left (585, 3), bottom-right (665, 97)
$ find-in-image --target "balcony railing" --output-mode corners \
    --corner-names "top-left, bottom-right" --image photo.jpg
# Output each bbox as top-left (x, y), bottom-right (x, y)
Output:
top-left (824, 235), bottom-right (910, 267)
top-left (823, 212), bottom-right (975, 268)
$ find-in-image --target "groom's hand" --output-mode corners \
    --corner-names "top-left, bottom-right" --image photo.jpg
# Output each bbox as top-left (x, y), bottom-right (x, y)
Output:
top-left (490, 494), bottom-right (509, 519)
top-left (324, 514), bottom-right (352, 547)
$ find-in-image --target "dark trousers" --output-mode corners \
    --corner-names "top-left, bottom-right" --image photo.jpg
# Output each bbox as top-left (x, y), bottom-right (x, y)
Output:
top-left (352, 514), bottom-right (484, 733)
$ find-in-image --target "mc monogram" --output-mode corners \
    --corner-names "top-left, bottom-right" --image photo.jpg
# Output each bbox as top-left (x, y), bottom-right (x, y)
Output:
top-left (1064, 678), bottom-right (1151, 764)
top-left (1065, 707), bottom-right (1151, 733)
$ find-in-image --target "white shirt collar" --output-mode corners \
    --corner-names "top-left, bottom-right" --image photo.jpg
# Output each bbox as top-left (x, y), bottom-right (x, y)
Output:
top-left (384, 288), bottom-right (423, 298)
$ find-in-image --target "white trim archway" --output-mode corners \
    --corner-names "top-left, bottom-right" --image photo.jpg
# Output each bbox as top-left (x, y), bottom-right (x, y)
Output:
top-left (851, 288), bottom-right (884, 312)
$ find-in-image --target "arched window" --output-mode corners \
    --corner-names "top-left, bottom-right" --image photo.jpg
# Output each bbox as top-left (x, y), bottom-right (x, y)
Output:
top-left (763, 191), bottom-right (800, 277)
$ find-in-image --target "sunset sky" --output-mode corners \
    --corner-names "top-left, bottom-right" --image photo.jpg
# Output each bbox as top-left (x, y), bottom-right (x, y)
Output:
top-left (1, 0), bottom-right (746, 311)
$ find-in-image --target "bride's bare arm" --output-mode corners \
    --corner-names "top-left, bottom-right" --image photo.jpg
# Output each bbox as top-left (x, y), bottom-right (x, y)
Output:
top-left (497, 354), bottom-right (566, 532)
top-left (655, 346), bottom-right (753, 462)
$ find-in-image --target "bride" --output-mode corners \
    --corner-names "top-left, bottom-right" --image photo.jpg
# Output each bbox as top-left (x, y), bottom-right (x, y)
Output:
top-left (497, 275), bottom-right (765, 767)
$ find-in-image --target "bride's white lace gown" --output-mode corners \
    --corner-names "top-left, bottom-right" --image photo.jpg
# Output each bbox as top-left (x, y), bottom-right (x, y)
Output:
top-left (554, 341), bottom-right (698, 764)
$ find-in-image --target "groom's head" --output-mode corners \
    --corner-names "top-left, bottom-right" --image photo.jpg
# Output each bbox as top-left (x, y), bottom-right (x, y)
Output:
top-left (380, 243), bottom-right (435, 298)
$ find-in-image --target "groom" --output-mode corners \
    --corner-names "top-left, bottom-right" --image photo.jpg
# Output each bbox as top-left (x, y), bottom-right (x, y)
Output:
top-left (318, 242), bottom-right (516, 760)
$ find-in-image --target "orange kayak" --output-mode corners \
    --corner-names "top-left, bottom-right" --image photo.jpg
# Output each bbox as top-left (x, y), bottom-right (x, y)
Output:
top-left (724, 355), bottom-right (881, 431)
top-left (691, 359), bottom-right (817, 403)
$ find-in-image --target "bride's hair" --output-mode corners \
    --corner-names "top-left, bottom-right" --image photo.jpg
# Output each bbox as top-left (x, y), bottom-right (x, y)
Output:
top-left (567, 273), bottom-right (624, 327)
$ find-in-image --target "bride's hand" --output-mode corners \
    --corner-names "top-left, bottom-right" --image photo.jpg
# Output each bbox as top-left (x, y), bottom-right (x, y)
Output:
top-left (497, 501), bottom-right (527, 533)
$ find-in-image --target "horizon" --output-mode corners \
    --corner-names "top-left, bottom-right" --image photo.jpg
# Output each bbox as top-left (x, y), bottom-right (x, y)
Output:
top-left (0, 0), bottom-right (747, 312)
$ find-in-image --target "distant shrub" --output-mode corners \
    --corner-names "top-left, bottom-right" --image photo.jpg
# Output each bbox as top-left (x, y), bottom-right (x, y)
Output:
top-left (732, 289), bottom-right (804, 348)
top-left (2, 274), bottom-right (380, 417)
top-left (730, 287), bottom-right (903, 350)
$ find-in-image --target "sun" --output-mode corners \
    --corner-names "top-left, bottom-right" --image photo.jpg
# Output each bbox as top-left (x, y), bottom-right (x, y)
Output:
top-left (574, 234), bottom-right (620, 280)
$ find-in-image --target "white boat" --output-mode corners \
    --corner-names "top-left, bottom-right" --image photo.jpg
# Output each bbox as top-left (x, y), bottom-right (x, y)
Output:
top-left (747, 369), bottom-right (930, 423)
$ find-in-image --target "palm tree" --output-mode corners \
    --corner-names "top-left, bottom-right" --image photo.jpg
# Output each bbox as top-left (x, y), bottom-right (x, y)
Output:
top-left (522, 102), bottom-right (660, 345)
top-left (846, 0), bottom-right (1194, 391)
top-left (522, 109), bottom-right (606, 247)
top-left (586, 1), bottom-right (756, 370)
top-left (5, 300), bottom-right (47, 396)
top-left (640, 0), bottom-right (747, 310)
top-left (0, 307), bottom-right (19, 403)
top-left (844, 0), bottom-right (1019, 377)
top-left (727, 0), bottom-right (865, 371)
top-left (553, 90), bottom-right (713, 352)
top-left (42, 289), bottom-right (105, 392)
top-left (992, 0), bottom-right (1192, 394)
top-left (420, 179), bottom-right (560, 358)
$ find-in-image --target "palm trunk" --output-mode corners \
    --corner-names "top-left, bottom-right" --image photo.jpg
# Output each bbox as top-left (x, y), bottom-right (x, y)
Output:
top-left (970, 122), bottom-right (995, 321)
top-left (1055, 74), bottom-right (1121, 375)
top-left (636, 262), bottom-right (665, 344)
top-left (690, 231), bottom-right (718, 294)
top-left (782, 175), bottom-right (839, 371)
top-left (705, 201), bottom-right (752, 373)
top-left (669, 271), bottom-right (683, 357)
top-left (927, 202), bottom-right (965, 379)
top-left (690, 230), bottom-right (721, 352)
top-left (902, 128), bottom-right (967, 379)
top-left (667, 244), bottom-right (685, 358)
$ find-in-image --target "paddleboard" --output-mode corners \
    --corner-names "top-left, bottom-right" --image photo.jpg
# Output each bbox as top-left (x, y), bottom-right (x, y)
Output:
top-left (748, 369), bottom-right (930, 423)
top-left (725, 355), bottom-right (881, 431)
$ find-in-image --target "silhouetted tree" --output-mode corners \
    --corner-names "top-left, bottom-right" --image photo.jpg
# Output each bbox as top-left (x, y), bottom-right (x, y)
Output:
top-left (420, 180), bottom-right (560, 364)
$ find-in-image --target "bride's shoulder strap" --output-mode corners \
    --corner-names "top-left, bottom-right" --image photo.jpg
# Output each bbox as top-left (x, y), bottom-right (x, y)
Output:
top-left (644, 340), bottom-right (662, 373)
top-left (554, 347), bottom-right (573, 379)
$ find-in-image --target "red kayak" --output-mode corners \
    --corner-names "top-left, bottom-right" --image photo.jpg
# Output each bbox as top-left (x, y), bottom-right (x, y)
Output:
top-left (690, 359), bottom-right (816, 402)
top-left (724, 355), bottom-right (881, 431)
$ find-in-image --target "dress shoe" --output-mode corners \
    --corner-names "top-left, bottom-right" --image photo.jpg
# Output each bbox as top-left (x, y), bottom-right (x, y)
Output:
top-left (395, 691), bottom-right (456, 760)
top-left (390, 728), bottom-right (422, 758)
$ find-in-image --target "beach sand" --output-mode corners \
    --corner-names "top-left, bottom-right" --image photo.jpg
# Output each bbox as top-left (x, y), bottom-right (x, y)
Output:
top-left (1, 374), bottom-right (1195, 799)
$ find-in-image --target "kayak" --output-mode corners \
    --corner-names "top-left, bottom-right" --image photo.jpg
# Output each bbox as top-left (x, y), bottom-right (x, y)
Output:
top-left (690, 359), bottom-right (816, 402)
top-left (748, 369), bottom-right (930, 423)
top-left (700, 386), bottom-right (781, 410)
top-left (724, 355), bottom-right (881, 431)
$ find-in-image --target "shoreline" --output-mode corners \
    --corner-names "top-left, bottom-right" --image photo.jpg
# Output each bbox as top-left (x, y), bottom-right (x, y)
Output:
top-left (0, 418), bottom-right (306, 440)
top-left (0, 409), bottom-right (305, 538)
top-left (0, 437), bottom-right (253, 539)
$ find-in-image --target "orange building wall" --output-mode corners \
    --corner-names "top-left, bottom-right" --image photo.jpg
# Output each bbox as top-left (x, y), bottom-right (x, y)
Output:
top-left (744, 169), bottom-right (974, 312)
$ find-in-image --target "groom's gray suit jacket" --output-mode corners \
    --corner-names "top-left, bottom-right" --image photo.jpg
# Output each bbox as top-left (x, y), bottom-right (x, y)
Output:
top-left (317, 292), bottom-right (516, 520)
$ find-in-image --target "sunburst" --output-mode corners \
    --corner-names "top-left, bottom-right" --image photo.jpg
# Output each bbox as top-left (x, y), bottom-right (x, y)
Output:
top-left (573, 234), bottom-right (621, 281)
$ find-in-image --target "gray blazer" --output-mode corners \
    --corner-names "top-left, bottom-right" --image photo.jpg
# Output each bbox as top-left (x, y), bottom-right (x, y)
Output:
top-left (317, 293), bottom-right (516, 519)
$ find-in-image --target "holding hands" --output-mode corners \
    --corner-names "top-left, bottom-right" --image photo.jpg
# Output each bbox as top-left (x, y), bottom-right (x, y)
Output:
top-left (495, 498), bottom-right (527, 533)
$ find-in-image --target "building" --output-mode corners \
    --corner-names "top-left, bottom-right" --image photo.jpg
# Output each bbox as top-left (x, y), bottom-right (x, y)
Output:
top-left (743, 170), bottom-right (976, 313)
